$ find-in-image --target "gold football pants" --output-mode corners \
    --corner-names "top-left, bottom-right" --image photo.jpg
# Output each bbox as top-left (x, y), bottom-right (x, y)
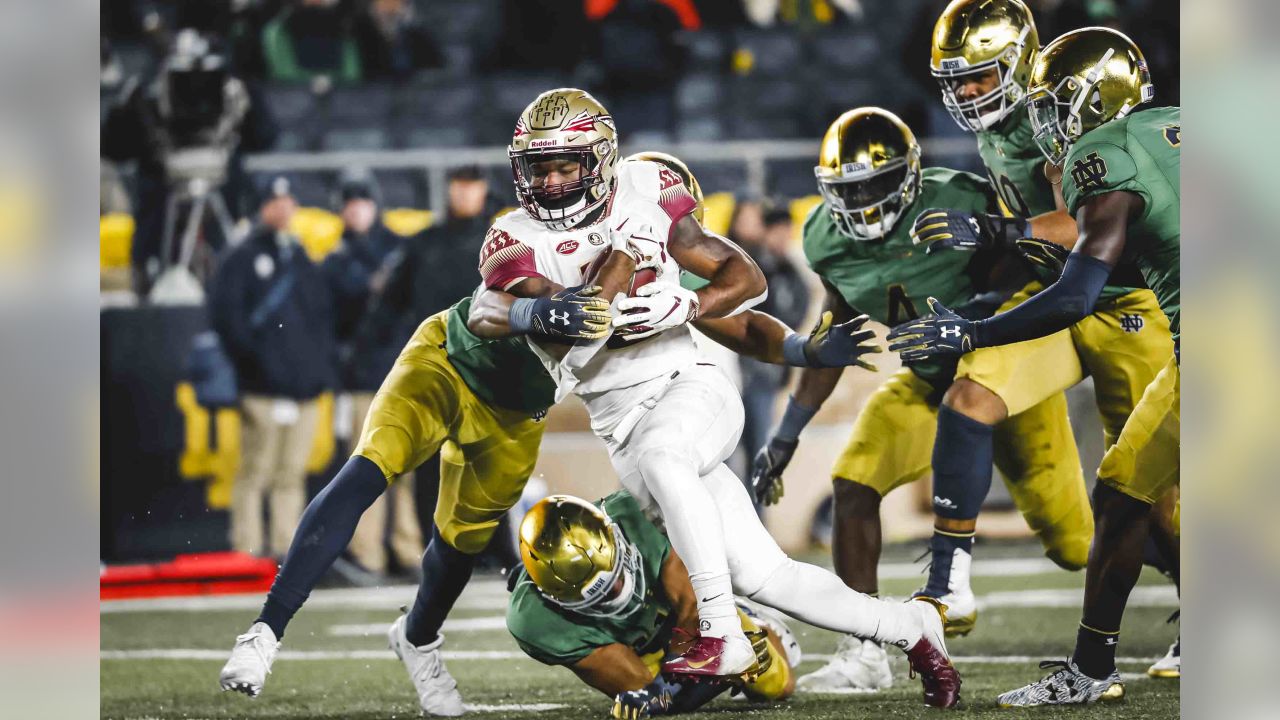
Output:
top-left (354, 312), bottom-right (544, 555)
top-left (1098, 357), bottom-right (1180, 504)
top-left (834, 368), bottom-right (1092, 570)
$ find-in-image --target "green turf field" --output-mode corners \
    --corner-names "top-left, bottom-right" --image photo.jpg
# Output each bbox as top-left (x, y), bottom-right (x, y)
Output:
top-left (100, 542), bottom-right (1180, 719)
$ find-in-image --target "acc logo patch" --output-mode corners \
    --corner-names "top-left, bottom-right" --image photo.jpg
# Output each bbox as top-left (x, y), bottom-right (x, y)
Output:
top-left (1070, 152), bottom-right (1109, 192)
top-left (556, 239), bottom-right (579, 255)
top-left (588, 232), bottom-right (606, 246)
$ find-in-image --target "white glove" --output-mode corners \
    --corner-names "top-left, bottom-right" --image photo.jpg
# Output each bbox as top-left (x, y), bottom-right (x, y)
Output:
top-left (610, 219), bottom-right (666, 271)
top-left (612, 283), bottom-right (701, 340)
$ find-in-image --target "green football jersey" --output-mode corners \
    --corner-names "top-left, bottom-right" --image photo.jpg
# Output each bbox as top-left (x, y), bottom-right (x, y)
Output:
top-left (977, 110), bottom-right (1059, 218)
top-left (506, 492), bottom-right (674, 666)
top-left (445, 293), bottom-right (559, 415)
top-left (803, 166), bottom-right (999, 390)
top-left (1062, 107), bottom-right (1180, 339)
top-left (978, 108), bottom-right (1132, 303)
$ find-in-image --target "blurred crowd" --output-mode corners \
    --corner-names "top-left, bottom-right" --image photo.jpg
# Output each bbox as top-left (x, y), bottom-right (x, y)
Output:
top-left (99, 0), bottom-right (1178, 570)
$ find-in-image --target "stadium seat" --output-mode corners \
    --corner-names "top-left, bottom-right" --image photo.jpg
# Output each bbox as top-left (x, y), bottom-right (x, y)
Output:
top-left (732, 28), bottom-right (803, 77)
top-left (374, 169), bottom-right (428, 209)
top-left (811, 30), bottom-right (883, 76)
top-left (261, 84), bottom-right (324, 150)
top-left (679, 29), bottom-right (729, 67)
top-left (675, 73), bottom-right (724, 115)
top-left (394, 80), bottom-right (480, 148)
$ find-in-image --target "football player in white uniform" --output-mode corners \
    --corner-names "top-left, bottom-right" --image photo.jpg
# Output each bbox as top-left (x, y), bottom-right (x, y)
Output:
top-left (471, 89), bottom-right (962, 708)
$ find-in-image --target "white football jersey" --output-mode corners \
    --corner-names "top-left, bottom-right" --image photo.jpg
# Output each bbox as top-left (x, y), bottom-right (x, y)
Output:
top-left (479, 160), bottom-right (701, 400)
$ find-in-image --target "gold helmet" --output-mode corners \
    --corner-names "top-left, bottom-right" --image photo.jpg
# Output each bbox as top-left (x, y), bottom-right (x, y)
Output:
top-left (623, 151), bottom-right (705, 223)
top-left (931, 0), bottom-right (1039, 132)
top-left (509, 88), bottom-right (619, 231)
top-left (1027, 27), bottom-right (1154, 165)
top-left (815, 107), bottom-right (922, 241)
top-left (518, 495), bottom-right (647, 619)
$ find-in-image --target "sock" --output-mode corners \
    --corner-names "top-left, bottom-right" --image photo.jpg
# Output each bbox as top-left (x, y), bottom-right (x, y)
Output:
top-left (404, 524), bottom-right (477, 646)
top-left (923, 530), bottom-right (974, 597)
top-left (749, 558), bottom-right (923, 650)
top-left (1072, 622), bottom-right (1120, 679)
top-left (256, 456), bottom-right (388, 639)
top-left (924, 405), bottom-right (993, 595)
top-left (689, 571), bottom-right (740, 639)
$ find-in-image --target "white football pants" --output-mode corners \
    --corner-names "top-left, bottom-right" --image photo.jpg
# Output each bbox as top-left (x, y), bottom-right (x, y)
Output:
top-left (594, 363), bottom-right (923, 649)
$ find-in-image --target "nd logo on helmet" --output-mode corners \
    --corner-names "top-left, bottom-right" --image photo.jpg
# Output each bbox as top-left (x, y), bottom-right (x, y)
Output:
top-left (530, 95), bottom-right (570, 130)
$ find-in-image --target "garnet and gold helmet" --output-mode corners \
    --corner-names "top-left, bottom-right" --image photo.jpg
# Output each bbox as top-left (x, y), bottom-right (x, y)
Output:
top-left (1026, 27), bottom-right (1154, 165)
top-left (518, 495), bottom-right (646, 619)
top-left (815, 107), bottom-right (921, 241)
top-left (931, 0), bottom-right (1039, 132)
top-left (623, 151), bottom-right (705, 223)
top-left (509, 88), bottom-right (619, 231)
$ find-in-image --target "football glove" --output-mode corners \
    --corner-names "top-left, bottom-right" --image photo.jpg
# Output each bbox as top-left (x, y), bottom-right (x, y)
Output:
top-left (1015, 237), bottom-right (1072, 276)
top-left (793, 311), bottom-right (882, 370)
top-left (886, 297), bottom-right (976, 362)
top-left (751, 436), bottom-right (797, 506)
top-left (611, 682), bottom-right (674, 719)
top-left (522, 285), bottom-right (612, 341)
top-left (910, 208), bottom-right (1029, 254)
top-left (613, 284), bottom-right (700, 340)
top-left (610, 219), bottom-right (666, 269)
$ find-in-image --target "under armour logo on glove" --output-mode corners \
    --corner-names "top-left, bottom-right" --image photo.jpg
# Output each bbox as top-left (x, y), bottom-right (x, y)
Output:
top-left (524, 285), bottom-right (612, 341)
top-left (549, 310), bottom-right (569, 325)
top-left (886, 297), bottom-right (977, 361)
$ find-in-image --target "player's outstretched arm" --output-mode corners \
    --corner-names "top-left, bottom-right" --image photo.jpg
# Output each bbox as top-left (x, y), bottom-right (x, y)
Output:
top-left (888, 190), bottom-right (1141, 361)
top-left (667, 214), bottom-right (767, 319)
top-left (749, 282), bottom-right (861, 505)
top-left (695, 309), bottom-right (880, 370)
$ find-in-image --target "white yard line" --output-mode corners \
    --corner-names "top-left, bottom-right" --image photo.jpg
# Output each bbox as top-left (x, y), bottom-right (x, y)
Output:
top-left (118, 703), bottom-right (566, 718)
top-left (101, 648), bottom-right (1158, 666)
top-left (100, 557), bottom-right (1082, 614)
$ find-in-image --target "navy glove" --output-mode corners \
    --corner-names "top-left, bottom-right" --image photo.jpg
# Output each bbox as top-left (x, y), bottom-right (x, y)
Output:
top-left (511, 285), bottom-right (611, 341)
top-left (1015, 237), bottom-right (1072, 276)
top-left (611, 679), bottom-right (676, 719)
top-left (751, 436), bottom-right (797, 506)
top-left (887, 297), bottom-right (977, 362)
top-left (783, 311), bottom-right (882, 370)
top-left (910, 208), bottom-right (1029, 254)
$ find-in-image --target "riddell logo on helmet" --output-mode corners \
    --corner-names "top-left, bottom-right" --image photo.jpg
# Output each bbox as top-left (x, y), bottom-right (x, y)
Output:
top-left (556, 240), bottom-right (579, 255)
top-left (529, 139), bottom-right (560, 148)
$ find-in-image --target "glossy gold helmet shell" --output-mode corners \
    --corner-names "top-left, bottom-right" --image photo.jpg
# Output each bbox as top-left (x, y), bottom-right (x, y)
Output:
top-left (931, 0), bottom-right (1039, 132)
top-left (518, 495), bottom-right (647, 618)
top-left (1026, 27), bottom-right (1154, 164)
top-left (815, 107), bottom-right (921, 241)
top-left (509, 88), bottom-right (619, 230)
top-left (624, 151), bottom-right (705, 223)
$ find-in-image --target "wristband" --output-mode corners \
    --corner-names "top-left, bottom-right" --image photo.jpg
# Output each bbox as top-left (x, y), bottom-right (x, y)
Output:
top-left (775, 396), bottom-right (818, 442)
top-left (782, 332), bottom-right (810, 367)
top-left (508, 297), bottom-right (537, 334)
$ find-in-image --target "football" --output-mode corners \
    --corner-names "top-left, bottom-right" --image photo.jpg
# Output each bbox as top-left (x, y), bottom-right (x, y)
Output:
top-left (584, 248), bottom-right (658, 299)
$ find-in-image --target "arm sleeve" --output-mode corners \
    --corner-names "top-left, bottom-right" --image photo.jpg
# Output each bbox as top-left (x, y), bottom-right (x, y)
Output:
top-left (972, 252), bottom-right (1113, 348)
top-left (478, 226), bottom-right (543, 291)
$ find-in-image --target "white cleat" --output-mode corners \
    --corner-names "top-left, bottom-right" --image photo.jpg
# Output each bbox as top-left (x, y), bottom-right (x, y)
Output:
top-left (219, 621), bottom-right (279, 698)
top-left (797, 635), bottom-right (893, 693)
top-left (931, 585), bottom-right (977, 637)
top-left (1147, 636), bottom-right (1180, 679)
top-left (388, 615), bottom-right (466, 716)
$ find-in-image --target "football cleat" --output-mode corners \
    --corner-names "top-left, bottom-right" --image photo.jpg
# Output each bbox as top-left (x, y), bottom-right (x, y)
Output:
top-left (913, 547), bottom-right (977, 637)
top-left (660, 634), bottom-right (756, 680)
top-left (797, 635), bottom-right (893, 693)
top-left (904, 597), bottom-right (962, 709)
top-left (997, 659), bottom-right (1125, 707)
top-left (219, 621), bottom-right (279, 698)
top-left (387, 616), bottom-right (465, 716)
top-left (1147, 636), bottom-right (1180, 679)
